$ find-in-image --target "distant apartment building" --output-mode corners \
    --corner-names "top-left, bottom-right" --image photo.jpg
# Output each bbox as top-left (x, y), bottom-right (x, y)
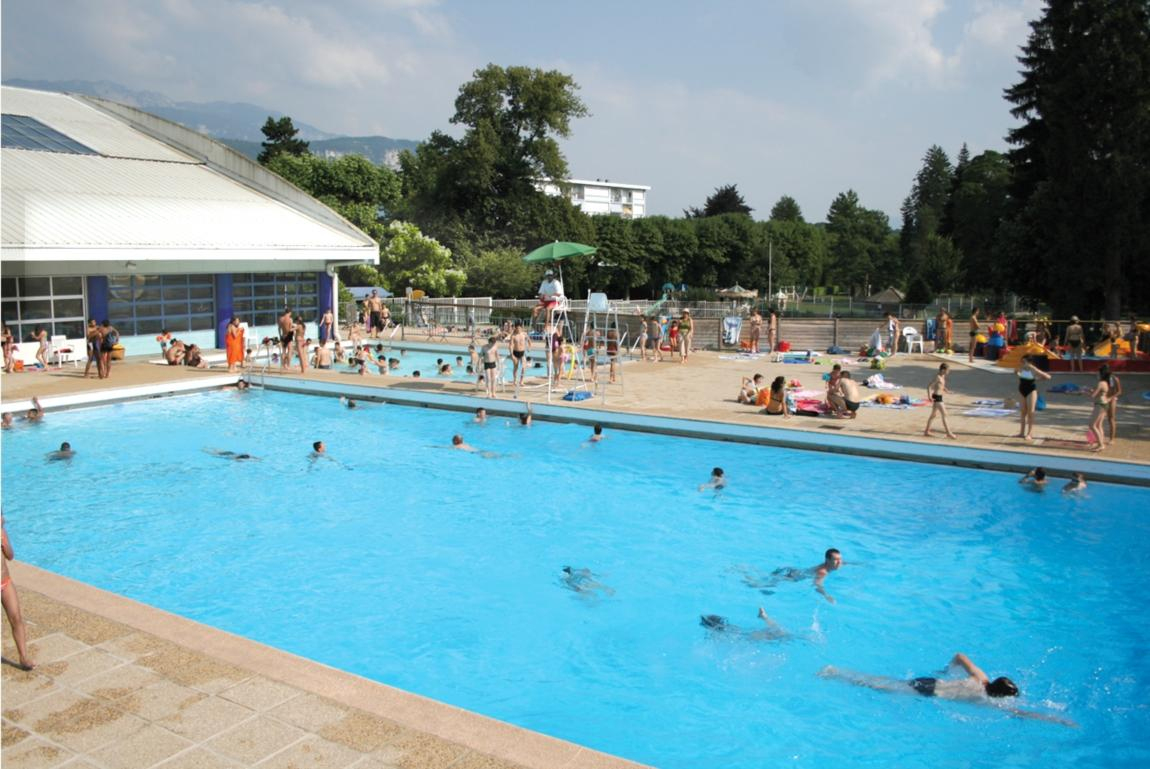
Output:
top-left (537, 178), bottom-right (650, 219)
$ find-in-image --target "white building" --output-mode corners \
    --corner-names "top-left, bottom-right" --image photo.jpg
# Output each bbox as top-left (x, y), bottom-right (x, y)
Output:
top-left (537, 178), bottom-right (650, 219)
top-left (1, 86), bottom-right (377, 358)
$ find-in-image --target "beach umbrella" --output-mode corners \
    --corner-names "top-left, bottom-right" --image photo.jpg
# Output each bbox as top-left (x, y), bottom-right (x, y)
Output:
top-left (523, 241), bottom-right (597, 289)
top-left (522, 241), bottom-right (598, 264)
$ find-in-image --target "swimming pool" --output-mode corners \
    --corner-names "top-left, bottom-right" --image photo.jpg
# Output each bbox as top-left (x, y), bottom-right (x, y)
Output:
top-left (3, 390), bottom-right (1148, 769)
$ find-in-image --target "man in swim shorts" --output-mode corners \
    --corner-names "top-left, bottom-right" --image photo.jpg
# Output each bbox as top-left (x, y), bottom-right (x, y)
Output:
top-left (278, 307), bottom-right (295, 370)
top-left (818, 653), bottom-right (1075, 726)
top-left (482, 335), bottom-right (500, 398)
top-left (509, 322), bottom-right (530, 386)
top-left (829, 371), bottom-right (861, 419)
top-left (365, 290), bottom-right (385, 338)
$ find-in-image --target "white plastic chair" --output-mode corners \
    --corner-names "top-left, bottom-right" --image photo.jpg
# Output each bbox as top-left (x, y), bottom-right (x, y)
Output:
top-left (49, 334), bottom-right (82, 367)
top-left (903, 326), bottom-right (925, 354)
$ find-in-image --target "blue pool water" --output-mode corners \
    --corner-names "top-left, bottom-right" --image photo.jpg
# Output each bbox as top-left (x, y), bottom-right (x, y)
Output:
top-left (2, 391), bottom-right (1148, 769)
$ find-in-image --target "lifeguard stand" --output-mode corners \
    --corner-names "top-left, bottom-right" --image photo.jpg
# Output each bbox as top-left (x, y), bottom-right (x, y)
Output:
top-left (579, 291), bottom-right (626, 401)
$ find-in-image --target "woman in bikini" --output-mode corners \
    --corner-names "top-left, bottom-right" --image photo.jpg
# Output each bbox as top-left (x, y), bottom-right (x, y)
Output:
top-left (1086, 367), bottom-right (1113, 451)
top-left (760, 376), bottom-right (791, 418)
top-left (1015, 358), bottom-right (1052, 440)
top-left (2, 515), bottom-right (35, 670)
top-left (924, 363), bottom-right (957, 439)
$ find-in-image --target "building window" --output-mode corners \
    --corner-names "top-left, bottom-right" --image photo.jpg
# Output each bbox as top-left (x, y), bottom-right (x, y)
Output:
top-left (570, 184), bottom-right (585, 201)
top-left (610, 188), bottom-right (623, 203)
top-left (232, 272), bottom-right (320, 328)
top-left (0, 275), bottom-right (86, 342)
top-left (108, 274), bottom-right (215, 336)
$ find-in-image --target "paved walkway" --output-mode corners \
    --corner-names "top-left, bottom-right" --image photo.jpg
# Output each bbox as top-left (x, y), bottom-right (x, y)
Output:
top-left (2, 347), bottom-right (1147, 768)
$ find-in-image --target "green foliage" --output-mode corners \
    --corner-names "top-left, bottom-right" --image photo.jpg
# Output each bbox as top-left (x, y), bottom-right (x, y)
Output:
top-left (919, 233), bottom-right (964, 294)
top-left (1003, 0), bottom-right (1150, 317)
top-left (380, 221), bottom-right (464, 297)
top-left (769, 195), bottom-right (804, 222)
top-left (685, 184), bottom-right (753, 218)
top-left (397, 64), bottom-right (592, 257)
top-left (904, 275), bottom-right (934, 305)
top-left (459, 248), bottom-right (538, 298)
top-left (258, 116), bottom-right (309, 164)
top-left (825, 190), bottom-right (895, 295)
top-left (948, 150), bottom-right (1010, 292)
top-left (900, 145), bottom-right (954, 278)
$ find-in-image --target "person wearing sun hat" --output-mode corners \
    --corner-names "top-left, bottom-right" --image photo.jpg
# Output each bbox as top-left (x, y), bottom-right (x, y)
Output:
top-left (531, 269), bottom-right (565, 323)
top-left (678, 308), bottom-right (693, 363)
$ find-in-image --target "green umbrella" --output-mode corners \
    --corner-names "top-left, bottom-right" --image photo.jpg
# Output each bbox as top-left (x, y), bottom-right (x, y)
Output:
top-left (522, 241), bottom-right (597, 263)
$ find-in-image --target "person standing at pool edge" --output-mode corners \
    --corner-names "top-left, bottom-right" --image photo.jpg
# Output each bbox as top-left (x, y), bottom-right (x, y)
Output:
top-left (482, 335), bottom-right (500, 398)
top-left (2, 514), bottom-right (35, 670)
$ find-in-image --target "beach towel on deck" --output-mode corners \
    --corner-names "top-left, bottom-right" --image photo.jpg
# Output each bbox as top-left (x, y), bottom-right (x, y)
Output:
top-left (961, 407), bottom-right (1016, 417)
top-left (723, 316), bottom-right (743, 345)
top-left (865, 374), bottom-right (900, 389)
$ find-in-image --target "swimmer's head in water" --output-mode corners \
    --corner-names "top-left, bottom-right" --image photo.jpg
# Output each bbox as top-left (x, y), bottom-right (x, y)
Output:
top-left (1034, 467), bottom-right (1046, 481)
top-left (60, 442), bottom-right (71, 451)
top-left (986, 677), bottom-right (1019, 698)
top-left (700, 614), bottom-right (727, 630)
top-left (825, 548), bottom-right (842, 569)
top-left (452, 434), bottom-right (464, 446)
top-left (313, 441), bottom-right (324, 453)
top-left (712, 467), bottom-right (724, 478)
top-left (562, 566), bottom-right (573, 575)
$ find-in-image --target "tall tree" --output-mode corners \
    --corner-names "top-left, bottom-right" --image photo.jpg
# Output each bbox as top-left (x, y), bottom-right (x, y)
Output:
top-left (398, 64), bottom-right (590, 253)
top-left (769, 195), bottom-right (804, 222)
top-left (685, 184), bottom-right (753, 218)
top-left (948, 150), bottom-right (1011, 292)
top-left (1003, 0), bottom-right (1150, 317)
top-left (900, 145), bottom-right (954, 278)
top-left (258, 116), bottom-right (309, 164)
top-left (825, 191), bottom-right (895, 295)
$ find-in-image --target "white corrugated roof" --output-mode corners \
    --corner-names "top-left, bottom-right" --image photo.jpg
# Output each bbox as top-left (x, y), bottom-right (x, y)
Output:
top-left (1, 86), bottom-right (376, 264)
top-left (1, 87), bottom-right (196, 163)
top-left (3, 151), bottom-right (367, 250)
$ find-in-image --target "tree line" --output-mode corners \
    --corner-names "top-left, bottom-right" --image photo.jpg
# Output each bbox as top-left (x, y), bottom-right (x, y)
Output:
top-left (259, 1), bottom-right (1149, 318)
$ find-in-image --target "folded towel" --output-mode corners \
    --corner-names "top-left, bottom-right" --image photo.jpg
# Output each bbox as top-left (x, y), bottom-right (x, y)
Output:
top-left (961, 407), bottom-right (1016, 417)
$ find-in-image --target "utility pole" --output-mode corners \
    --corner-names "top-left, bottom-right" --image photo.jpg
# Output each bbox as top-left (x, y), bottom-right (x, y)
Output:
top-left (767, 238), bottom-right (773, 308)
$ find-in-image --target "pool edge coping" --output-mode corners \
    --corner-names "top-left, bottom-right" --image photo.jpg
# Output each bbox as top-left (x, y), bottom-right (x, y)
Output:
top-left (16, 562), bottom-right (652, 769)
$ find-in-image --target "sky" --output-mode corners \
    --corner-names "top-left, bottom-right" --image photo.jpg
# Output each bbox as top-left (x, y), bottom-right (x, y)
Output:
top-left (1, 0), bottom-right (1045, 223)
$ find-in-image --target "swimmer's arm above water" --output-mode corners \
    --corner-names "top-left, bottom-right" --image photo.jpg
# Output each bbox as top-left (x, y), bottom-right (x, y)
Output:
top-left (949, 652), bottom-right (988, 684)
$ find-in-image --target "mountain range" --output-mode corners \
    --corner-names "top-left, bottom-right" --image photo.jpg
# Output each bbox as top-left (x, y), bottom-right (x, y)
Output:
top-left (2, 78), bottom-right (419, 166)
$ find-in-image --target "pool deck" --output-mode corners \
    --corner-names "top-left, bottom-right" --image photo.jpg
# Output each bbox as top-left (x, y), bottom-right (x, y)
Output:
top-left (2, 348), bottom-right (1148, 768)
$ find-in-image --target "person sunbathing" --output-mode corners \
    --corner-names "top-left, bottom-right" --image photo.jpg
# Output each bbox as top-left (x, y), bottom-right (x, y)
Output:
top-left (738, 374), bottom-right (764, 404)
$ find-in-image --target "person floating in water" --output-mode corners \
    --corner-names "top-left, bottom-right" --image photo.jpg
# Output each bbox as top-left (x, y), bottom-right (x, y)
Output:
top-left (699, 467), bottom-right (726, 492)
top-left (742, 548), bottom-right (844, 603)
top-left (47, 442), bottom-right (74, 461)
top-left (700, 607), bottom-right (791, 641)
top-left (560, 566), bottom-right (615, 597)
top-left (206, 448), bottom-right (258, 461)
top-left (819, 652), bottom-right (1077, 727)
top-left (1062, 472), bottom-right (1087, 493)
top-left (1019, 467), bottom-right (1047, 489)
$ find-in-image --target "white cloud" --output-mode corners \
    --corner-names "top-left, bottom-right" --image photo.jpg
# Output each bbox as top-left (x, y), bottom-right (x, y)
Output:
top-left (964, 0), bottom-right (1042, 52)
